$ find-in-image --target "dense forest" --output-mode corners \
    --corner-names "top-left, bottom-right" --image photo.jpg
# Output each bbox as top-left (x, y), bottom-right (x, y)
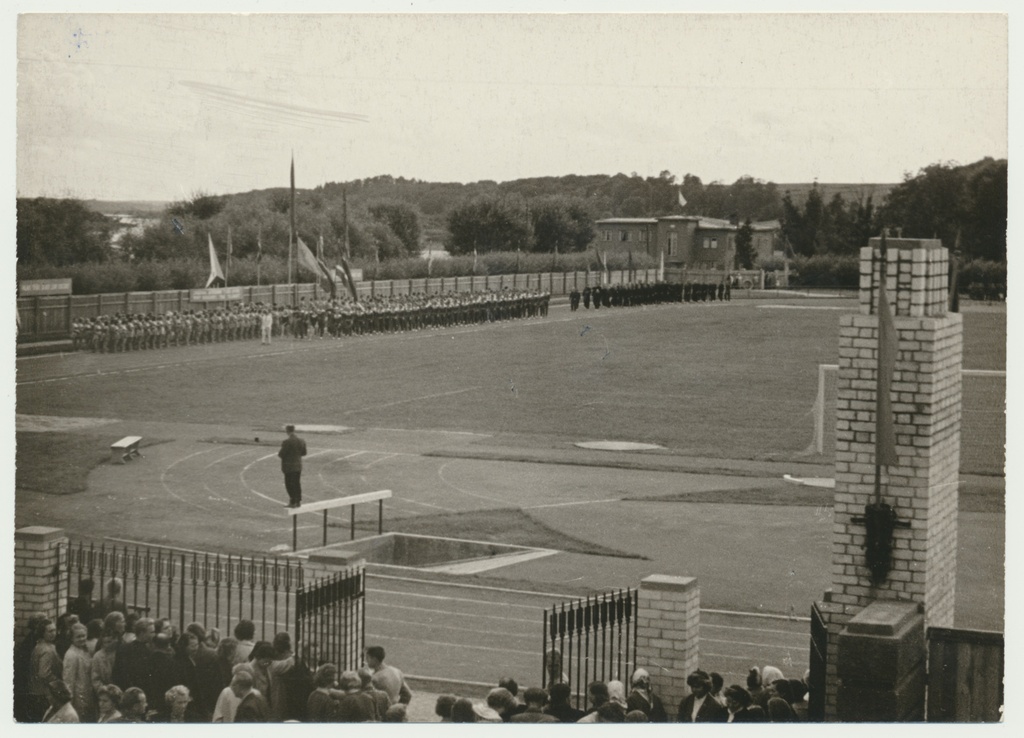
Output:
top-left (16, 158), bottom-right (1006, 294)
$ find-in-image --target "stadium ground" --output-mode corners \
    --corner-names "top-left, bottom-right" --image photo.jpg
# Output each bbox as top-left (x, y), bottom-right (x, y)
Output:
top-left (14, 296), bottom-right (1006, 686)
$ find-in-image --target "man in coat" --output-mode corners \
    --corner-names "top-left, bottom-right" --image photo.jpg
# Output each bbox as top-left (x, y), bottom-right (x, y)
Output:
top-left (278, 425), bottom-right (307, 508)
top-left (677, 670), bottom-right (727, 723)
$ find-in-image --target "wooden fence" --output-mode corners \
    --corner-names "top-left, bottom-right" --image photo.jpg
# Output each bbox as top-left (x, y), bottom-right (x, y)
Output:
top-left (16, 269), bottom-right (661, 342)
top-left (926, 627), bottom-right (1003, 722)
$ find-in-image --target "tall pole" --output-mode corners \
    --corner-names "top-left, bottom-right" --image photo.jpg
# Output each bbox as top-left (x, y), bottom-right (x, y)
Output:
top-left (289, 153), bottom-right (296, 285)
top-left (343, 187), bottom-right (350, 260)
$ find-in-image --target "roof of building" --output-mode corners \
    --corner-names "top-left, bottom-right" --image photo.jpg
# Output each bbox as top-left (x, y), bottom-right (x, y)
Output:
top-left (595, 215), bottom-right (780, 231)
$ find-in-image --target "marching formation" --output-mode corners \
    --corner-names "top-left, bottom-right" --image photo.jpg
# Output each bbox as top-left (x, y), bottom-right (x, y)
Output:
top-left (568, 280), bottom-right (731, 311)
top-left (70, 289), bottom-right (551, 352)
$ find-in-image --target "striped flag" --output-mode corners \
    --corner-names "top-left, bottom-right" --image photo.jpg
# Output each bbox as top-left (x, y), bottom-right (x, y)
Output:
top-left (205, 233), bottom-right (225, 288)
top-left (875, 237), bottom-right (899, 467)
top-left (336, 255), bottom-right (359, 302)
top-left (297, 236), bottom-right (335, 298)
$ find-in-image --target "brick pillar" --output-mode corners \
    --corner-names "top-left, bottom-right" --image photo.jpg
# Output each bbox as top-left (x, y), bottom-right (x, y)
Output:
top-left (14, 527), bottom-right (68, 639)
top-left (817, 238), bottom-right (962, 720)
top-left (637, 574), bottom-right (699, 713)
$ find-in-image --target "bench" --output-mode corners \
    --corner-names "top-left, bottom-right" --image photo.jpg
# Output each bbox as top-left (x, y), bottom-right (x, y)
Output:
top-left (110, 436), bottom-right (143, 464)
top-left (287, 489), bottom-right (392, 551)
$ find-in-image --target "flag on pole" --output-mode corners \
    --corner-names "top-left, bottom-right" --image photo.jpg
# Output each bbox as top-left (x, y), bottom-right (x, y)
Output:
top-left (949, 228), bottom-right (961, 313)
top-left (336, 255), bottom-right (359, 302)
top-left (678, 190), bottom-right (687, 208)
top-left (628, 249), bottom-right (634, 281)
top-left (225, 226), bottom-right (233, 286)
top-left (659, 249), bottom-right (665, 282)
top-left (297, 236), bottom-right (335, 297)
top-left (473, 248), bottom-right (478, 273)
top-left (256, 228), bottom-right (263, 263)
top-left (316, 233), bottom-right (325, 288)
top-left (875, 237), bottom-right (899, 467)
top-left (205, 233), bottom-right (225, 288)
top-left (599, 249), bottom-right (609, 284)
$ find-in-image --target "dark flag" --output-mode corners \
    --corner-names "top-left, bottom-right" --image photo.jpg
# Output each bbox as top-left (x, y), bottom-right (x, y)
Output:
top-left (949, 228), bottom-right (961, 313)
top-left (875, 235), bottom-right (899, 467)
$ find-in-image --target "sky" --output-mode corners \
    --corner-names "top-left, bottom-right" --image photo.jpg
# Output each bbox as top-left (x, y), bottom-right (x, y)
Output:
top-left (12, 6), bottom-right (1010, 203)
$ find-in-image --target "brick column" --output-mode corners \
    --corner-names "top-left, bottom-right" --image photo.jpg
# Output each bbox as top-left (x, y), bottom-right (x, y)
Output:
top-left (14, 527), bottom-right (68, 639)
top-left (817, 238), bottom-right (962, 720)
top-left (637, 574), bottom-right (699, 713)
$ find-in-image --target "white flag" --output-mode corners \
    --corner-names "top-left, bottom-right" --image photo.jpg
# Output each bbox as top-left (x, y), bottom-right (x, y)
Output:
top-left (205, 234), bottom-right (225, 288)
top-left (678, 190), bottom-right (687, 208)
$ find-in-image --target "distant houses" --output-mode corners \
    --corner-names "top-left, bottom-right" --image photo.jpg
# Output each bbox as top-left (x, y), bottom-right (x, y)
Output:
top-left (593, 215), bottom-right (781, 270)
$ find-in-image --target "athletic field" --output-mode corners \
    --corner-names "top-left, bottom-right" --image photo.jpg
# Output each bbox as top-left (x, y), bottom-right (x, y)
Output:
top-left (15, 296), bottom-right (1006, 687)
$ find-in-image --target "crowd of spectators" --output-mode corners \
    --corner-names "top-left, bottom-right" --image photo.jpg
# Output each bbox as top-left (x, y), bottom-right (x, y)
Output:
top-left (70, 288), bottom-right (551, 353)
top-left (15, 578), bottom-right (809, 724)
top-left (14, 587), bottom-right (417, 724)
top-left (431, 664), bottom-right (808, 723)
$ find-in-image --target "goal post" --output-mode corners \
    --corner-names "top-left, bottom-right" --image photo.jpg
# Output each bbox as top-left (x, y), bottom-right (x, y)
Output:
top-left (811, 364), bottom-right (1006, 473)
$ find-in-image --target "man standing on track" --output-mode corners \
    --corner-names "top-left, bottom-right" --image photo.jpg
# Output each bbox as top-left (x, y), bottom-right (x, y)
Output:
top-left (278, 425), bottom-right (307, 508)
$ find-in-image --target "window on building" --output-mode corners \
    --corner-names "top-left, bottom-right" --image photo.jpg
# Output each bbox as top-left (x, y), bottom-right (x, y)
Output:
top-left (639, 230), bottom-right (648, 242)
top-left (702, 238), bottom-right (710, 249)
top-left (620, 231), bottom-right (629, 242)
top-left (602, 230), bottom-right (611, 242)
top-left (668, 233), bottom-right (678, 256)
top-left (711, 238), bottom-right (718, 249)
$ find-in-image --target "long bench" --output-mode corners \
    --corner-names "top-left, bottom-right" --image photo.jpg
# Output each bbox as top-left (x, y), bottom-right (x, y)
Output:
top-left (110, 436), bottom-right (143, 464)
top-left (287, 489), bottom-right (392, 551)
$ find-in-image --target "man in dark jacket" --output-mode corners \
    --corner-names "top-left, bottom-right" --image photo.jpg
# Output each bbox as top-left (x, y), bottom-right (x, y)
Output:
top-left (677, 670), bottom-right (727, 723)
top-left (278, 425), bottom-right (307, 508)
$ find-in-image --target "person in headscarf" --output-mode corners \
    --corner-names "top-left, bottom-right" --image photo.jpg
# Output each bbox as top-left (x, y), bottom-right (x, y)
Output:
top-left (606, 679), bottom-right (628, 710)
top-left (626, 667), bottom-right (668, 722)
top-left (755, 665), bottom-right (786, 710)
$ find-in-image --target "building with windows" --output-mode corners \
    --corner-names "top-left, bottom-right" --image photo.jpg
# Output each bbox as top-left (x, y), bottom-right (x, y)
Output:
top-left (594, 215), bottom-right (781, 271)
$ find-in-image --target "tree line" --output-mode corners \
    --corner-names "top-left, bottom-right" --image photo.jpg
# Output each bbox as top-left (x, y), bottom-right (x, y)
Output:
top-left (16, 158), bottom-right (1006, 277)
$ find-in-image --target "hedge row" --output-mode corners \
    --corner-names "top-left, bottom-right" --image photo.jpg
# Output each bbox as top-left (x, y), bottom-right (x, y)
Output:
top-left (16, 251), bottom-right (1004, 299)
top-left (16, 251), bottom-right (659, 295)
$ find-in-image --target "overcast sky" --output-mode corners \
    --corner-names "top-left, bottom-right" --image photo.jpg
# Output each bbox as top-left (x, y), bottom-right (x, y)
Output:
top-left (14, 8), bottom-right (1008, 203)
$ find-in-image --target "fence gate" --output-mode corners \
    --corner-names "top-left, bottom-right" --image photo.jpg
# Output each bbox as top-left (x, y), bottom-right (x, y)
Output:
top-left (295, 567), bottom-right (366, 671)
top-left (808, 602), bottom-right (828, 722)
top-left (542, 589), bottom-right (638, 709)
top-left (63, 540), bottom-right (304, 639)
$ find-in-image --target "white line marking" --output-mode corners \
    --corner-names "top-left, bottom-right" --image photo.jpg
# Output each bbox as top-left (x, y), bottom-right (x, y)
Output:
top-left (437, 461), bottom-right (504, 504)
top-left (367, 601), bottom-right (538, 626)
top-left (367, 588), bottom-right (548, 611)
top-left (522, 498), bottom-right (620, 510)
top-left (342, 386), bottom-right (482, 415)
top-left (203, 448), bottom-right (253, 469)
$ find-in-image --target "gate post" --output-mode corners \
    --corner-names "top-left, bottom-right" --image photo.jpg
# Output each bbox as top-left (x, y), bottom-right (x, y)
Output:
top-left (636, 574), bottom-right (699, 713)
top-left (14, 527), bottom-right (68, 640)
top-left (816, 239), bottom-right (962, 720)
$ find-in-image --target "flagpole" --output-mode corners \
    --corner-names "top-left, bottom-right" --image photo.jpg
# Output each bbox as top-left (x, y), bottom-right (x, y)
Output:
top-left (875, 231), bottom-right (888, 506)
top-left (225, 225), bottom-right (231, 288)
top-left (289, 152), bottom-right (296, 285)
top-left (256, 226), bottom-right (262, 287)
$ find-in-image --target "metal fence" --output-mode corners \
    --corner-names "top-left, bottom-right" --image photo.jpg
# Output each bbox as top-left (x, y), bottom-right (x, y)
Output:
top-left (295, 567), bottom-right (366, 671)
top-left (542, 589), bottom-right (638, 709)
top-left (63, 540), bottom-right (304, 640)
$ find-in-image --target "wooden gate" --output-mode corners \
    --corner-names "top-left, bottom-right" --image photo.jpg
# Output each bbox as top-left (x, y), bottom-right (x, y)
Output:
top-left (927, 627), bottom-right (1003, 722)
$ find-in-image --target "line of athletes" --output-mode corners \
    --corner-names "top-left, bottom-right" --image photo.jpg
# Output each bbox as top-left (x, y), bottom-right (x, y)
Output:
top-left (71, 288), bottom-right (552, 352)
top-left (567, 280), bottom-right (731, 311)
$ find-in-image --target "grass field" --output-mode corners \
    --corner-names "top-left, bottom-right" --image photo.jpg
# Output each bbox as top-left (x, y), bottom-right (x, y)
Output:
top-left (17, 299), bottom-right (1005, 473)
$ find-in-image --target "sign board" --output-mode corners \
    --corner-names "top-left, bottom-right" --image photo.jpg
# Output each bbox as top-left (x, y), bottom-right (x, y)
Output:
top-left (190, 286), bottom-right (244, 302)
top-left (348, 267), bottom-right (363, 282)
top-left (19, 278), bottom-right (72, 296)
